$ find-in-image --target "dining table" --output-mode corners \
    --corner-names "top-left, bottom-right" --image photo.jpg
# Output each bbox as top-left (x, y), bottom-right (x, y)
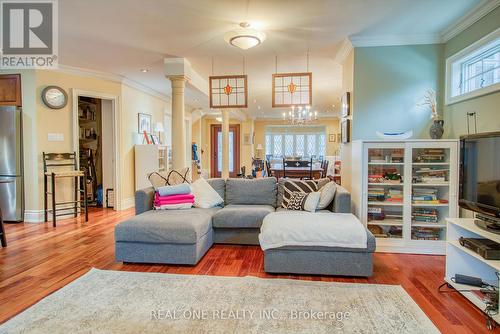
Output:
top-left (270, 163), bottom-right (324, 179)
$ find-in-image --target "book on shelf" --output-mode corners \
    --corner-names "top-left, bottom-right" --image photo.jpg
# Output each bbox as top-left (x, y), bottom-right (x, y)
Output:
top-left (413, 199), bottom-right (449, 205)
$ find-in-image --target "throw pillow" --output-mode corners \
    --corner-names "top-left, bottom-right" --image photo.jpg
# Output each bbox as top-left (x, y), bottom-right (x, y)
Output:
top-left (286, 191), bottom-right (320, 212)
top-left (191, 177), bottom-right (224, 208)
top-left (148, 168), bottom-right (190, 189)
top-left (317, 181), bottom-right (337, 210)
top-left (282, 180), bottom-right (318, 208)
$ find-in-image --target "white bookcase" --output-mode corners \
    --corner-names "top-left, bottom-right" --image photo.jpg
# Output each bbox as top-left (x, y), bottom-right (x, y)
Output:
top-left (134, 145), bottom-right (168, 191)
top-left (351, 140), bottom-right (459, 254)
top-left (446, 218), bottom-right (499, 324)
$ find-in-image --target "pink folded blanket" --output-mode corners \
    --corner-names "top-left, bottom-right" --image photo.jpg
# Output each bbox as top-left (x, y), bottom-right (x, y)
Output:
top-left (155, 193), bottom-right (194, 202)
top-left (155, 197), bottom-right (195, 205)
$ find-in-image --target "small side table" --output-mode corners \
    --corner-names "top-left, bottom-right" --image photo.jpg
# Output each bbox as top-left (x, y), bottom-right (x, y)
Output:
top-left (0, 179), bottom-right (12, 247)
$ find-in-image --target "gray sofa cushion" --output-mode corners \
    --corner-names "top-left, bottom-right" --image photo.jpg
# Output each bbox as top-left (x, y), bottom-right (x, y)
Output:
top-left (115, 208), bottom-right (220, 244)
top-left (226, 178), bottom-right (277, 207)
top-left (268, 230), bottom-right (376, 253)
top-left (213, 204), bottom-right (275, 229)
top-left (207, 178), bottom-right (226, 202)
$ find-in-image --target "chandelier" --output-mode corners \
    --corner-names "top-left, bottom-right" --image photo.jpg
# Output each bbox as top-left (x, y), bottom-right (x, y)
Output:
top-left (283, 106), bottom-right (318, 125)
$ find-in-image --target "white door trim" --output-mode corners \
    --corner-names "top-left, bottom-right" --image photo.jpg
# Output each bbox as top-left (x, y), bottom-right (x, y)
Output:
top-left (72, 89), bottom-right (123, 210)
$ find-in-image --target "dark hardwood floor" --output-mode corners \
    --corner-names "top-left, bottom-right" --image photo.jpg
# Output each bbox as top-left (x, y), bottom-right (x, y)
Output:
top-left (0, 208), bottom-right (498, 333)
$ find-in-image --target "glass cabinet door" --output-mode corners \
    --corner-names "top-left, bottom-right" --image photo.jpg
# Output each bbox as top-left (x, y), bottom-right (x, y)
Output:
top-left (366, 147), bottom-right (405, 239)
top-left (410, 146), bottom-right (451, 241)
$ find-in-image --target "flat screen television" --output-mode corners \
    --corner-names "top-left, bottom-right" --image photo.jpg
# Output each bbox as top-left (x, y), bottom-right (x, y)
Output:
top-left (460, 132), bottom-right (500, 233)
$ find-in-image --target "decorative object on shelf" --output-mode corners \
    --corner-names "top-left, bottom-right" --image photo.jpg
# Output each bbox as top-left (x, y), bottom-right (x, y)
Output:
top-left (282, 105), bottom-right (317, 125)
top-left (142, 130), bottom-right (151, 144)
top-left (138, 113), bottom-right (152, 134)
top-left (329, 133), bottom-right (336, 142)
top-left (154, 122), bottom-right (164, 144)
top-left (375, 130), bottom-right (413, 140)
top-left (341, 119), bottom-right (350, 143)
top-left (419, 89), bottom-right (444, 139)
top-left (41, 86), bottom-right (68, 109)
top-left (224, 22), bottom-right (266, 50)
top-left (150, 135), bottom-right (159, 145)
top-left (340, 92), bottom-right (350, 118)
top-left (272, 72), bottom-right (312, 107)
top-left (209, 75), bottom-right (248, 108)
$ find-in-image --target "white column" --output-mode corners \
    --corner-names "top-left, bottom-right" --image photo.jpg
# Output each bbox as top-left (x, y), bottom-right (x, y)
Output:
top-left (221, 110), bottom-right (230, 179)
top-left (169, 76), bottom-right (187, 170)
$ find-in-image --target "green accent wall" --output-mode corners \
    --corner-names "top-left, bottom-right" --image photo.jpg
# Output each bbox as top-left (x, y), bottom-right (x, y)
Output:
top-left (443, 6), bottom-right (500, 138)
top-left (352, 44), bottom-right (444, 140)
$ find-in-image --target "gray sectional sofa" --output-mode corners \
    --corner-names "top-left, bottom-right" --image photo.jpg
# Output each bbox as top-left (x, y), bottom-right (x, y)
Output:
top-left (115, 177), bottom-right (375, 276)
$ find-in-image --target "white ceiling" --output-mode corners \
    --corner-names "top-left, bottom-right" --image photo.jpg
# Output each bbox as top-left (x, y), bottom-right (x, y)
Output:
top-left (58, 0), bottom-right (484, 118)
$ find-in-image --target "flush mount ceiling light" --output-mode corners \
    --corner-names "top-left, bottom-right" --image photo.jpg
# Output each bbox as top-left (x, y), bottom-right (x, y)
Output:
top-left (224, 22), bottom-right (266, 50)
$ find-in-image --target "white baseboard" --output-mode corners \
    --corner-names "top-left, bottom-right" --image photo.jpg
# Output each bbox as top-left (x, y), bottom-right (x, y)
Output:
top-left (24, 210), bottom-right (44, 223)
top-left (121, 197), bottom-right (135, 210)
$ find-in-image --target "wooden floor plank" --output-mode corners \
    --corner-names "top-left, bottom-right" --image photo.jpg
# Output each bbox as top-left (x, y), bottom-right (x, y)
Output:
top-left (0, 208), bottom-right (498, 333)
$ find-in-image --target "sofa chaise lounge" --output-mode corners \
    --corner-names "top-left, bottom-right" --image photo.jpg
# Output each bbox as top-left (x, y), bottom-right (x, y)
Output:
top-left (115, 177), bottom-right (375, 276)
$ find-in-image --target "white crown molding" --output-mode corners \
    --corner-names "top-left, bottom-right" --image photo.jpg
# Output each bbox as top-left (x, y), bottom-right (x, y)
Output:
top-left (349, 34), bottom-right (442, 47)
top-left (334, 38), bottom-right (353, 64)
top-left (56, 64), bottom-right (170, 102)
top-left (441, 0), bottom-right (500, 42)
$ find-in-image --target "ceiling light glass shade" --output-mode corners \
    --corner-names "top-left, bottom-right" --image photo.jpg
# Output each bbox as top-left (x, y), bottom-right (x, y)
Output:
top-left (224, 29), bottom-right (266, 50)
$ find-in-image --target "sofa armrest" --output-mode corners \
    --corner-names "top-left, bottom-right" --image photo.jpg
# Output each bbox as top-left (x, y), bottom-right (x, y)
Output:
top-left (332, 185), bottom-right (351, 213)
top-left (135, 187), bottom-right (155, 215)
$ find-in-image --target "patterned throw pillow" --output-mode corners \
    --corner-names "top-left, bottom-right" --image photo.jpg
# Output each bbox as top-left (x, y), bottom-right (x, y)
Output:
top-left (287, 192), bottom-right (308, 211)
top-left (286, 191), bottom-right (321, 212)
top-left (148, 168), bottom-right (191, 189)
top-left (282, 180), bottom-right (318, 208)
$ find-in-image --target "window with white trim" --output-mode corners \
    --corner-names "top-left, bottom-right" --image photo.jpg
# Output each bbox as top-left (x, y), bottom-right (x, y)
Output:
top-left (265, 125), bottom-right (326, 158)
top-left (446, 28), bottom-right (500, 105)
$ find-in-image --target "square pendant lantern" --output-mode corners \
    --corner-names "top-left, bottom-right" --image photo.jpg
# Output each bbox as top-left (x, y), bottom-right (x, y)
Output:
top-left (272, 72), bottom-right (312, 107)
top-left (209, 75), bottom-right (248, 108)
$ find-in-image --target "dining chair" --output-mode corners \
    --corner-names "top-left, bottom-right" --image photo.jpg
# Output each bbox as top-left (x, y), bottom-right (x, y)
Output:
top-left (265, 159), bottom-right (273, 178)
top-left (321, 160), bottom-right (329, 178)
top-left (0, 206), bottom-right (6, 247)
top-left (283, 158), bottom-right (313, 179)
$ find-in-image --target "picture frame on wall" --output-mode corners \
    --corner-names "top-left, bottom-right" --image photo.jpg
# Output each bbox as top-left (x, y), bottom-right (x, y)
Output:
top-left (341, 119), bottom-right (350, 143)
top-left (138, 113), bottom-right (152, 134)
top-left (341, 92), bottom-right (351, 118)
top-left (329, 134), bottom-right (336, 142)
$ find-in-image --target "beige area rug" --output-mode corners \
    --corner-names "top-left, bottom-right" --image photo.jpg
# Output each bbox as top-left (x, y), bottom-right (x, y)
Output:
top-left (0, 269), bottom-right (439, 333)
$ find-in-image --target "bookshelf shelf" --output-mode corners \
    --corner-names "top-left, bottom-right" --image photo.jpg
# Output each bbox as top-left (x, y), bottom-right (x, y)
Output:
top-left (352, 140), bottom-right (459, 254)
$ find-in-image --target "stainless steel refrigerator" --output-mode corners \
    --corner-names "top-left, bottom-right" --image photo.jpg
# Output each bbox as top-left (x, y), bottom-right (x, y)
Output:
top-left (0, 106), bottom-right (24, 222)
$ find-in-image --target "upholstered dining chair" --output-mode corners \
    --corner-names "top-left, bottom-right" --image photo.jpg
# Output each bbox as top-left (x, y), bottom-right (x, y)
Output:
top-left (321, 160), bottom-right (329, 178)
top-left (283, 158), bottom-right (313, 179)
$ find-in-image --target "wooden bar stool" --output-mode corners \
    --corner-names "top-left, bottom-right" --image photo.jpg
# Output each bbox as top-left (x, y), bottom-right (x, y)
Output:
top-left (0, 179), bottom-right (13, 247)
top-left (43, 152), bottom-right (88, 227)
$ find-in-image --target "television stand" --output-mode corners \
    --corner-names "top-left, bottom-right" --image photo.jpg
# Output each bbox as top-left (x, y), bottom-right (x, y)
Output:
top-left (475, 214), bottom-right (500, 235)
top-left (445, 218), bottom-right (500, 327)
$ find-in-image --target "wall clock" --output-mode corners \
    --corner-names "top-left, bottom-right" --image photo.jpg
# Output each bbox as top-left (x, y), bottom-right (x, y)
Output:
top-left (41, 86), bottom-right (68, 109)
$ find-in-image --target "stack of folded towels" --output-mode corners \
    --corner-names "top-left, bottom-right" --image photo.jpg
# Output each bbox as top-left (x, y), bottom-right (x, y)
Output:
top-left (154, 183), bottom-right (194, 210)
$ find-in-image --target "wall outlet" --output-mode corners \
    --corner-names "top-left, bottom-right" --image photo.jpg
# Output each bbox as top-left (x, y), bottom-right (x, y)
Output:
top-left (47, 133), bottom-right (64, 142)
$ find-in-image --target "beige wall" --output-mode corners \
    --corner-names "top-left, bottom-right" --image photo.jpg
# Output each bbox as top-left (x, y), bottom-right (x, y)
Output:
top-left (1, 68), bottom-right (169, 220)
top-left (120, 84), bottom-right (169, 201)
